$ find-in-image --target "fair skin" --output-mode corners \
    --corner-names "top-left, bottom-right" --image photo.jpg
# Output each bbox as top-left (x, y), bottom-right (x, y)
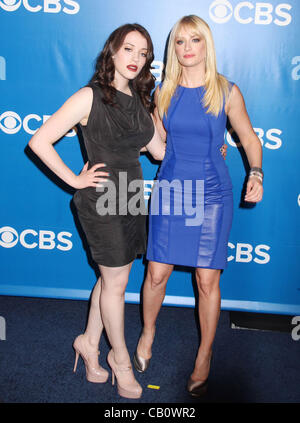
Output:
top-left (137, 27), bottom-right (263, 383)
top-left (28, 31), bottom-right (165, 386)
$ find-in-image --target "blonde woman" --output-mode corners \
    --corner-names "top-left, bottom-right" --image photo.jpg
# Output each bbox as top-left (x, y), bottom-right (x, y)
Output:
top-left (133, 15), bottom-right (263, 396)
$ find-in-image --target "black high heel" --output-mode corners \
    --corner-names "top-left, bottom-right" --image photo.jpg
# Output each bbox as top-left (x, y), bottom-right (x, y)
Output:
top-left (187, 377), bottom-right (208, 397)
top-left (187, 353), bottom-right (212, 397)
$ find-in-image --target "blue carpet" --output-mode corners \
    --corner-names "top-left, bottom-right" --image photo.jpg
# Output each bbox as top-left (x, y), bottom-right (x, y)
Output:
top-left (0, 295), bottom-right (299, 403)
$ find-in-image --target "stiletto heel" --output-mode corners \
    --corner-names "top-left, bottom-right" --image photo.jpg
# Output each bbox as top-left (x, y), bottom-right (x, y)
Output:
top-left (73, 334), bottom-right (109, 383)
top-left (73, 351), bottom-right (79, 373)
top-left (112, 370), bottom-right (115, 386)
top-left (107, 349), bottom-right (142, 399)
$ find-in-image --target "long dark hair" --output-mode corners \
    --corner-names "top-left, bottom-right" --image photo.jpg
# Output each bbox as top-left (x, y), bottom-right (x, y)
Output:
top-left (90, 24), bottom-right (155, 112)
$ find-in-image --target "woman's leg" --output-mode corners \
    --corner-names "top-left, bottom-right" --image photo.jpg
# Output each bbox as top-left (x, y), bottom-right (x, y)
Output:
top-left (99, 262), bottom-right (133, 365)
top-left (73, 276), bottom-right (109, 381)
top-left (99, 261), bottom-right (144, 397)
top-left (137, 261), bottom-right (174, 359)
top-left (84, 277), bottom-right (104, 346)
top-left (191, 267), bottom-right (221, 381)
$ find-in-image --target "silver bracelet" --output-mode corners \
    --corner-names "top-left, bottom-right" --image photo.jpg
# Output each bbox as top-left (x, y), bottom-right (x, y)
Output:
top-left (249, 171), bottom-right (263, 177)
top-left (249, 172), bottom-right (263, 183)
top-left (250, 167), bottom-right (263, 177)
top-left (249, 167), bottom-right (263, 180)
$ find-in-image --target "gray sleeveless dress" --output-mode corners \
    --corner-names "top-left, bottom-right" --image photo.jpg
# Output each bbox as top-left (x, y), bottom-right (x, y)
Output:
top-left (73, 83), bottom-right (154, 267)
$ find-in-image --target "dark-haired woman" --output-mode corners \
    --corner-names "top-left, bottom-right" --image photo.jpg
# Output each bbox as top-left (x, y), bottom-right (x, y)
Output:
top-left (28, 24), bottom-right (166, 399)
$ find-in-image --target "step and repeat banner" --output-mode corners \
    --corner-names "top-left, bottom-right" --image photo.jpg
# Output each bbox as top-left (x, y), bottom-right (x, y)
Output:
top-left (0, 0), bottom-right (299, 315)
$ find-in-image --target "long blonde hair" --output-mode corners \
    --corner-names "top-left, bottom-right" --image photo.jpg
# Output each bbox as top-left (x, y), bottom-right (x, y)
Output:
top-left (158, 15), bottom-right (230, 118)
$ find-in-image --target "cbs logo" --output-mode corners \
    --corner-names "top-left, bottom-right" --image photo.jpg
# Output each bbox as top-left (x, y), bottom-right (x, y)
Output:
top-left (228, 242), bottom-right (270, 264)
top-left (0, 226), bottom-right (73, 251)
top-left (226, 127), bottom-right (282, 150)
top-left (209, 0), bottom-right (292, 26)
top-left (0, 111), bottom-right (76, 137)
top-left (0, 0), bottom-right (79, 14)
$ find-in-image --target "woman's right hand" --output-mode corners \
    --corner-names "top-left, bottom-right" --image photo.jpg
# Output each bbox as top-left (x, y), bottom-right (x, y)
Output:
top-left (73, 162), bottom-right (109, 189)
top-left (220, 144), bottom-right (227, 159)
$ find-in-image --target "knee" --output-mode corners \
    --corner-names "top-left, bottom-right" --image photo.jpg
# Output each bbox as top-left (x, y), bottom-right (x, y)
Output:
top-left (101, 275), bottom-right (127, 296)
top-left (147, 267), bottom-right (168, 291)
top-left (195, 271), bottom-right (219, 298)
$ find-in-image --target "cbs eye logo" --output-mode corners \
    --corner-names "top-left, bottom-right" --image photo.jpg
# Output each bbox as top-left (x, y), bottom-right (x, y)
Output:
top-left (0, 0), bottom-right (22, 11)
top-left (209, 0), bottom-right (292, 26)
top-left (209, 0), bottom-right (233, 23)
top-left (0, 111), bottom-right (22, 134)
top-left (0, 226), bottom-right (18, 248)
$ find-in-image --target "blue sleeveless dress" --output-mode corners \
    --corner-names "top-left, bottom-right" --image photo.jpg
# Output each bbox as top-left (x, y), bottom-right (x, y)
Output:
top-left (146, 84), bottom-right (234, 269)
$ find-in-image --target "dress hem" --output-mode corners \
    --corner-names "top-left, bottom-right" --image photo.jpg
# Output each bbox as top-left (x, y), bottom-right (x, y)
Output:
top-left (146, 255), bottom-right (226, 270)
top-left (93, 251), bottom-right (145, 268)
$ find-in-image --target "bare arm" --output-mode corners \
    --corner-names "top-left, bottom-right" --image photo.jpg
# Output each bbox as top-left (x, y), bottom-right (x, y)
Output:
top-left (152, 86), bottom-right (167, 142)
top-left (226, 85), bottom-right (263, 202)
top-left (143, 114), bottom-right (166, 161)
top-left (141, 86), bottom-right (166, 160)
top-left (28, 87), bottom-right (108, 189)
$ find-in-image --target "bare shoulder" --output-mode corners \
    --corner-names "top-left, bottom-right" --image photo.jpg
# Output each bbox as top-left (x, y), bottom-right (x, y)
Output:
top-left (226, 83), bottom-right (245, 114)
top-left (60, 86), bottom-right (93, 111)
top-left (64, 86), bottom-right (93, 125)
top-left (79, 86), bottom-right (93, 96)
top-left (231, 83), bottom-right (243, 98)
top-left (72, 86), bottom-right (93, 103)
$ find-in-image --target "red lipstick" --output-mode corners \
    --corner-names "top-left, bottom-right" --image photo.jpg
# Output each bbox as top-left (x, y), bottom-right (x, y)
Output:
top-left (127, 65), bottom-right (138, 72)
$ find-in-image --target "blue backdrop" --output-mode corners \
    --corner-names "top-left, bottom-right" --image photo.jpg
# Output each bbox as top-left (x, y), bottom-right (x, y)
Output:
top-left (1, 0), bottom-right (299, 315)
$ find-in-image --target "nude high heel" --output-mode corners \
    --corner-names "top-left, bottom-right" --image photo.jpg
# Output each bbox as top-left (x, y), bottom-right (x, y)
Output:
top-left (73, 334), bottom-right (109, 383)
top-left (107, 349), bottom-right (142, 399)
